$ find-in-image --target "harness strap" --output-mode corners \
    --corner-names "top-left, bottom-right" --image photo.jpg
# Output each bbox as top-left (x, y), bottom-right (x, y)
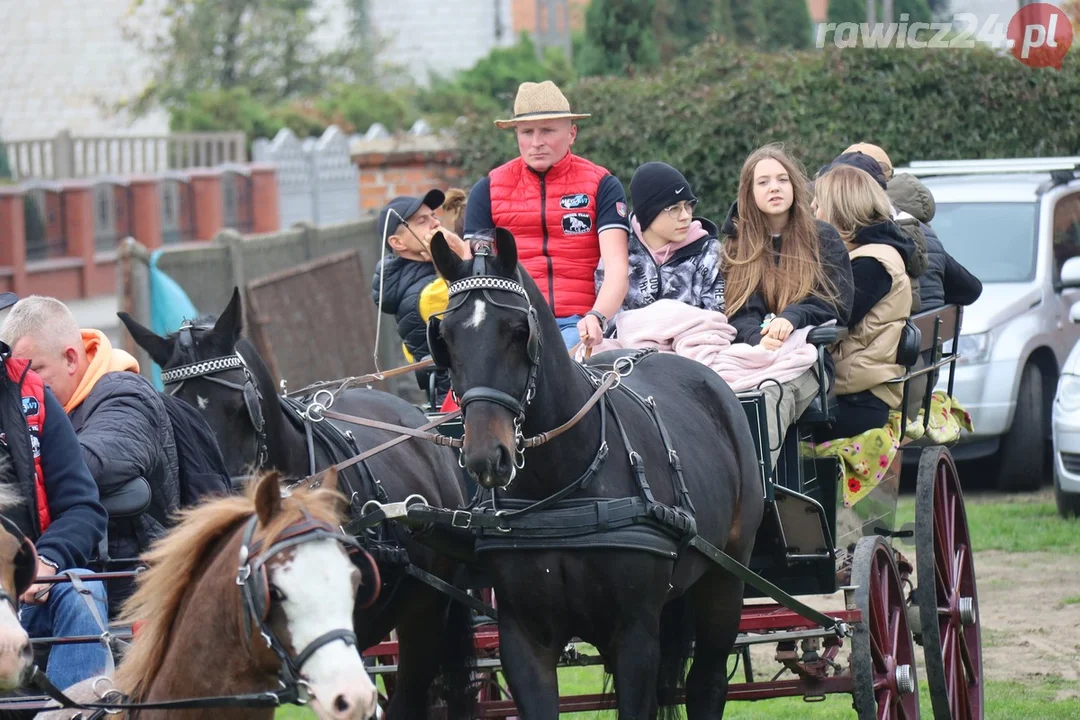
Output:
top-left (521, 370), bottom-right (617, 448)
top-left (29, 667), bottom-right (293, 712)
top-left (63, 572), bottom-right (116, 679)
top-left (327, 411), bottom-right (463, 475)
top-left (607, 400), bottom-right (656, 506)
top-left (403, 565), bottom-right (499, 619)
top-left (686, 535), bottom-right (847, 636)
top-left (645, 396), bottom-right (696, 516)
top-left (293, 628), bottom-right (358, 669)
top-left (285, 358), bottom-right (436, 398)
top-left (319, 409), bottom-right (464, 448)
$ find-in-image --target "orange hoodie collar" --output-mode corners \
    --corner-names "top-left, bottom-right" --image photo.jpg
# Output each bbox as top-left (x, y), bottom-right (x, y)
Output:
top-left (65, 330), bottom-right (140, 413)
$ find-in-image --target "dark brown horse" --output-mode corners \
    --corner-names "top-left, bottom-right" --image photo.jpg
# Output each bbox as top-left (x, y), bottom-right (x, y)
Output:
top-left (428, 229), bottom-right (764, 719)
top-left (38, 468), bottom-right (379, 720)
top-left (119, 291), bottom-right (475, 719)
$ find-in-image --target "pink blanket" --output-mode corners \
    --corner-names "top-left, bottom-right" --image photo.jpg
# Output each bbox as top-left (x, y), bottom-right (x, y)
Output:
top-left (584, 299), bottom-right (823, 392)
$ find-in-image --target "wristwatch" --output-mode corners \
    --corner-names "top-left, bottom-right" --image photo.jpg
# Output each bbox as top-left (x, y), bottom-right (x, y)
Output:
top-left (38, 555), bottom-right (59, 573)
top-left (586, 310), bottom-right (608, 327)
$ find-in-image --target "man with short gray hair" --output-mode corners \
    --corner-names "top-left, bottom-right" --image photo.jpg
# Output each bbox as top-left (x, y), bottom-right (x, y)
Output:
top-left (0, 295), bottom-right (181, 615)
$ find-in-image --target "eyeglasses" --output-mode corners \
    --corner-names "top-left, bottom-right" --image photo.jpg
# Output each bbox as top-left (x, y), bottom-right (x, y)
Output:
top-left (662, 200), bottom-right (697, 219)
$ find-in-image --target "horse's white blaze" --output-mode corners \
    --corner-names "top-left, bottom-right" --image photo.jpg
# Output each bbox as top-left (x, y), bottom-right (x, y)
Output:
top-left (274, 540), bottom-right (378, 720)
top-left (464, 298), bottom-right (487, 329)
top-left (0, 600), bottom-right (29, 691)
top-left (196, 395), bottom-right (209, 410)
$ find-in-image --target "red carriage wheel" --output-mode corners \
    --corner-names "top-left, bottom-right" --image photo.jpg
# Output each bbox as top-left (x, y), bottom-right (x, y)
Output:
top-left (914, 446), bottom-right (983, 720)
top-left (851, 535), bottom-right (921, 719)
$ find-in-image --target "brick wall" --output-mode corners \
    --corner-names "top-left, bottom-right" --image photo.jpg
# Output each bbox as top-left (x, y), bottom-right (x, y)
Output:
top-left (510, 0), bottom-right (589, 35)
top-left (352, 136), bottom-right (464, 212)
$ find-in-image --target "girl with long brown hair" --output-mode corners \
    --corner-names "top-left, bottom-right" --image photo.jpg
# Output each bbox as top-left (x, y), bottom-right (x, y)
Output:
top-left (720, 144), bottom-right (854, 465)
top-left (812, 164), bottom-right (916, 440)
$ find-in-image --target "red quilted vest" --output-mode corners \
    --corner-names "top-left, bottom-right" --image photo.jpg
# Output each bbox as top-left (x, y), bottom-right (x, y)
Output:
top-left (4, 359), bottom-right (49, 531)
top-left (489, 153), bottom-right (611, 317)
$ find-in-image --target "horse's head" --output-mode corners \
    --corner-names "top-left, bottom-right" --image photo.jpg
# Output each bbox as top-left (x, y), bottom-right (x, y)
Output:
top-left (429, 228), bottom-right (544, 489)
top-left (0, 506), bottom-right (33, 691)
top-left (247, 469), bottom-right (381, 719)
top-left (119, 288), bottom-right (271, 478)
top-left (116, 469), bottom-right (381, 720)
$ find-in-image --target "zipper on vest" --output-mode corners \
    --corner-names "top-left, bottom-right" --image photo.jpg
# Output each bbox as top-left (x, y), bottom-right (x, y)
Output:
top-left (539, 175), bottom-right (555, 314)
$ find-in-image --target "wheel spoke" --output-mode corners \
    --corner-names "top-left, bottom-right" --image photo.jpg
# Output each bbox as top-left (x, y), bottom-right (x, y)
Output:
top-left (958, 626), bottom-right (977, 686)
top-left (877, 688), bottom-right (891, 720)
top-left (889, 606), bottom-right (902, 656)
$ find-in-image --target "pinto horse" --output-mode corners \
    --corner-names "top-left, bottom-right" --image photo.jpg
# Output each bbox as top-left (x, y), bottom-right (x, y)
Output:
top-left (427, 228), bottom-right (764, 719)
top-left (36, 469), bottom-right (380, 720)
top-left (118, 291), bottom-right (475, 719)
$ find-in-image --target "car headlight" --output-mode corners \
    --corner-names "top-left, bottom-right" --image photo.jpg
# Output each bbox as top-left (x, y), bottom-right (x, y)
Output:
top-left (1058, 374), bottom-right (1080, 412)
top-left (943, 332), bottom-right (993, 366)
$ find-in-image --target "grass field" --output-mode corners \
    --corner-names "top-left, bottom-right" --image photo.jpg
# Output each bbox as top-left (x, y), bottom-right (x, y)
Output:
top-left (277, 489), bottom-right (1080, 719)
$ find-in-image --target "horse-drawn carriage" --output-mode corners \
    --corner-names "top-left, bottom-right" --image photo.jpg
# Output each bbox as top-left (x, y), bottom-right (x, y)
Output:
top-left (0, 232), bottom-right (981, 720)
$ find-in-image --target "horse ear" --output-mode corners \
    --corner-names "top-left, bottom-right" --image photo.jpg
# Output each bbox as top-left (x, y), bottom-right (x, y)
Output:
top-left (212, 287), bottom-right (244, 342)
top-left (494, 227), bottom-right (518, 276)
top-left (315, 467), bottom-right (339, 493)
top-left (117, 312), bottom-right (174, 367)
top-left (254, 471), bottom-right (283, 527)
top-left (431, 232), bottom-right (468, 283)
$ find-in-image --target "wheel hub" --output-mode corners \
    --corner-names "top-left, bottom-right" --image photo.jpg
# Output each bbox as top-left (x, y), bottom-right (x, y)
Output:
top-left (895, 664), bottom-right (915, 695)
top-left (959, 596), bottom-right (976, 626)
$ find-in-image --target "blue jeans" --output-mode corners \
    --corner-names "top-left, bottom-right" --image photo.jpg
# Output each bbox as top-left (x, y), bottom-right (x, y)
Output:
top-left (20, 569), bottom-right (110, 689)
top-left (556, 315), bottom-right (584, 350)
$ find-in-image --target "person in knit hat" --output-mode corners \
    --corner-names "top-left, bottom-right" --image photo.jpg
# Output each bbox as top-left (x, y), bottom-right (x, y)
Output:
top-left (596, 162), bottom-right (724, 324)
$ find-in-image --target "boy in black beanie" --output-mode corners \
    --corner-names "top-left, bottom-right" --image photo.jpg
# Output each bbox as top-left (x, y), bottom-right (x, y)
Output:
top-left (596, 162), bottom-right (725, 329)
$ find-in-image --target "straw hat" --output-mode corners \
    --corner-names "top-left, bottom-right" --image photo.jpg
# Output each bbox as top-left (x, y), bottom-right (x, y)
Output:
top-left (844, 142), bottom-right (893, 177)
top-left (494, 81), bottom-right (591, 129)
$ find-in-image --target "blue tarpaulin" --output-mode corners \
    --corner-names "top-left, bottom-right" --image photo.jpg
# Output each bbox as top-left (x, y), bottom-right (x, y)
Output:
top-left (148, 250), bottom-right (199, 390)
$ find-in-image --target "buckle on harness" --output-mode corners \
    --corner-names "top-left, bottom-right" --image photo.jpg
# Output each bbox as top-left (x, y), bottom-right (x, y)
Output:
top-left (451, 510), bottom-right (472, 529)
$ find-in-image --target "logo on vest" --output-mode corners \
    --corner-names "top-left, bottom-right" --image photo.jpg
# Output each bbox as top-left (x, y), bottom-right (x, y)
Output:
top-left (21, 396), bottom-right (39, 416)
top-left (560, 194), bottom-right (590, 210)
top-left (28, 425), bottom-right (40, 459)
top-left (562, 213), bottom-right (593, 235)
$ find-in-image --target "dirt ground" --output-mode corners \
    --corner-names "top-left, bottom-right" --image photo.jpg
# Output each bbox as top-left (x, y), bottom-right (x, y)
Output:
top-left (745, 492), bottom-right (1080, 695)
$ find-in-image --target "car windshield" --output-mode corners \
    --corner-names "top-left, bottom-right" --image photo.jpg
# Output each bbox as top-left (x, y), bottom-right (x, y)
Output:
top-left (931, 202), bottom-right (1038, 283)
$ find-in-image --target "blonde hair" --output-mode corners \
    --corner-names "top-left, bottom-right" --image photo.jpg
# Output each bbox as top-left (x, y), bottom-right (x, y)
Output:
top-left (440, 188), bottom-right (468, 237)
top-left (721, 144), bottom-right (839, 316)
top-left (0, 295), bottom-right (81, 353)
top-left (814, 165), bottom-right (894, 241)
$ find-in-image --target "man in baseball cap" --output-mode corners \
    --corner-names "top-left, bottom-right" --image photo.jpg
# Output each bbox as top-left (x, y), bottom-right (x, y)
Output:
top-left (371, 189), bottom-right (470, 407)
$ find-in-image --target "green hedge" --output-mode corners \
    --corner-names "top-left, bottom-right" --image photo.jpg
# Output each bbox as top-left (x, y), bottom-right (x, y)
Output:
top-left (455, 39), bottom-right (1080, 221)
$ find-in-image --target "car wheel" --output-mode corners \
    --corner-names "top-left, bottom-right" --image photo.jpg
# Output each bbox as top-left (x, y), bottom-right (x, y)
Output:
top-left (1055, 467), bottom-right (1080, 518)
top-left (997, 363), bottom-right (1045, 491)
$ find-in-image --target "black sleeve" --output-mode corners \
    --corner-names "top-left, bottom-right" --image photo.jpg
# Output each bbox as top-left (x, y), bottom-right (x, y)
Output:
top-left (595, 175), bottom-right (630, 234)
top-left (463, 177), bottom-right (494, 239)
top-left (36, 389), bottom-right (108, 571)
top-left (76, 382), bottom-right (159, 493)
top-left (728, 293), bottom-right (769, 346)
top-left (942, 252), bottom-right (983, 306)
top-left (777, 221), bottom-right (854, 330)
top-left (848, 257), bottom-right (893, 327)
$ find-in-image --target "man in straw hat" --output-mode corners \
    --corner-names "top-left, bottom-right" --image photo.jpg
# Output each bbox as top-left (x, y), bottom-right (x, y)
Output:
top-left (464, 80), bottom-right (630, 350)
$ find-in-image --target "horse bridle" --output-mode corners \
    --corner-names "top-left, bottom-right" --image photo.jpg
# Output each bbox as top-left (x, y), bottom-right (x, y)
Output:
top-left (161, 325), bottom-right (269, 470)
top-left (427, 266), bottom-right (543, 468)
top-left (235, 510), bottom-right (381, 703)
top-left (0, 514), bottom-right (37, 610)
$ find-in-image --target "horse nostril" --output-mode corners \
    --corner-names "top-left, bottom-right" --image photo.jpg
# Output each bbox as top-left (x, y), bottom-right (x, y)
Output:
top-left (496, 445), bottom-right (512, 473)
top-left (18, 639), bottom-right (30, 660)
top-left (333, 693), bottom-right (351, 714)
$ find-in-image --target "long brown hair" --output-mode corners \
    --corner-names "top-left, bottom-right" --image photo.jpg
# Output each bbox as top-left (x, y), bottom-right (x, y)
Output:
top-left (721, 145), bottom-right (838, 316)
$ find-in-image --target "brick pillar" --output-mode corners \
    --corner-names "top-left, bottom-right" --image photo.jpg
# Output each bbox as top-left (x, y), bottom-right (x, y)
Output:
top-left (128, 176), bottom-right (163, 250)
top-left (249, 163), bottom-right (280, 233)
top-left (0, 188), bottom-right (28, 296)
top-left (60, 181), bottom-right (95, 298)
top-left (189, 169), bottom-right (224, 241)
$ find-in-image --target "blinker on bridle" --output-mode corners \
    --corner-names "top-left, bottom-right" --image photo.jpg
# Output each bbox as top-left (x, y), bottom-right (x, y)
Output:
top-left (430, 253), bottom-right (544, 472)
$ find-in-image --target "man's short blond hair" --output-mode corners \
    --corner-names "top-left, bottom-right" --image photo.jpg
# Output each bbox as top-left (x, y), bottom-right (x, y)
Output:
top-left (0, 295), bottom-right (82, 354)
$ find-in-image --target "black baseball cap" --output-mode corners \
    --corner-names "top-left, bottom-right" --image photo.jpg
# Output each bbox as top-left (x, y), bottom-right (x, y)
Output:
top-left (378, 189), bottom-right (446, 245)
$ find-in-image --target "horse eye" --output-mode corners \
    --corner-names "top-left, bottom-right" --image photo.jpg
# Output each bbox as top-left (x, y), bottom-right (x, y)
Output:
top-left (269, 585), bottom-right (287, 603)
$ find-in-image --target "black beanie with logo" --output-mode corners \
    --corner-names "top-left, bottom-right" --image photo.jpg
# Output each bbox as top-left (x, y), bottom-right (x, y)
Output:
top-left (630, 162), bottom-right (697, 232)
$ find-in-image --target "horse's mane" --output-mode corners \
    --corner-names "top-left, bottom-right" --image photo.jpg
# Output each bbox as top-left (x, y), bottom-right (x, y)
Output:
top-left (114, 473), bottom-right (346, 700)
